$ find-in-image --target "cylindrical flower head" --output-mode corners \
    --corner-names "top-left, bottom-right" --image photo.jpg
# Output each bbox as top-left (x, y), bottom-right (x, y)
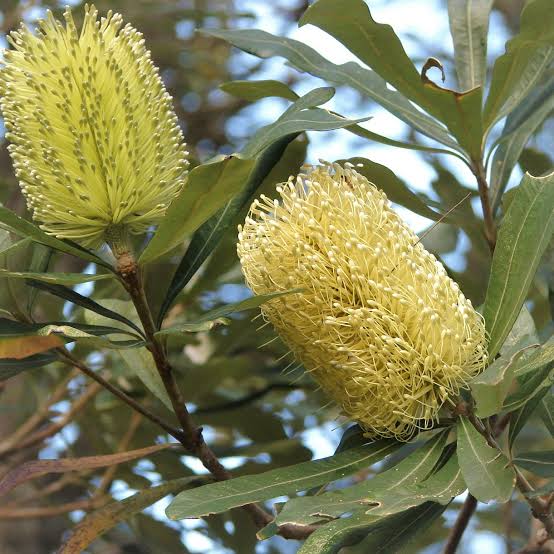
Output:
top-left (238, 162), bottom-right (488, 439)
top-left (0, 5), bottom-right (189, 247)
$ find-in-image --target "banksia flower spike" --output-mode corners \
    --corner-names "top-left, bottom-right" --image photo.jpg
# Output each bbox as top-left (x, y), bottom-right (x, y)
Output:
top-left (0, 4), bottom-right (189, 247)
top-left (238, 162), bottom-right (488, 439)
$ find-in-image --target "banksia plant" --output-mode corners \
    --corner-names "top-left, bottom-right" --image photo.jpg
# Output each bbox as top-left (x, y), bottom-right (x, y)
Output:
top-left (0, 4), bottom-right (189, 247)
top-left (238, 162), bottom-right (488, 439)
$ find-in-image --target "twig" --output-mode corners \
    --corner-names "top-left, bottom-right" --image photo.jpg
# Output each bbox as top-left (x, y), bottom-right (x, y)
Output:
top-left (7, 381), bottom-right (102, 454)
top-left (0, 497), bottom-right (108, 519)
top-left (58, 349), bottom-right (186, 443)
top-left (471, 159), bottom-right (497, 252)
top-left (94, 411), bottom-right (142, 496)
top-left (442, 494), bottom-right (478, 554)
top-left (0, 369), bottom-right (78, 454)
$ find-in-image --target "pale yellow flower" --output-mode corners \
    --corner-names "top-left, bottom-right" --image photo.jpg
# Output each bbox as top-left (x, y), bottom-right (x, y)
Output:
top-left (0, 4), bottom-right (189, 247)
top-left (238, 162), bottom-right (488, 439)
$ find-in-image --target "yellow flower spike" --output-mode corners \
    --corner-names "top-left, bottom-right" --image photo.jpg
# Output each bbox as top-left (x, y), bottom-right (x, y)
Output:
top-left (238, 162), bottom-right (488, 439)
top-left (0, 4), bottom-right (189, 247)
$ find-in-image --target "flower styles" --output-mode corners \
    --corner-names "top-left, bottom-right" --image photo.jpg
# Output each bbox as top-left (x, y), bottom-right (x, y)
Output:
top-left (0, 4), bottom-right (189, 247)
top-left (238, 162), bottom-right (488, 439)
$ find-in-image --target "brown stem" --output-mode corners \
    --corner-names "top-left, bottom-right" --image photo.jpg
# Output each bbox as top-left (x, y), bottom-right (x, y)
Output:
top-left (472, 160), bottom-right (497, 252)
top-left (114, 243), bottom-right (315, 541)
top-left (442, 494), bottom-right (478, 554)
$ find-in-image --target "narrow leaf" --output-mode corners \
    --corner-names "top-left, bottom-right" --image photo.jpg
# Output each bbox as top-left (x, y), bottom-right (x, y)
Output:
top-left (0, 335), bottom-right (63, 359)
top-left (0, 443), bottom-right (177, 497)
top-left (470, 343), bottom-right (538, 417)
top-left (139, 156), bottom-right (256, 264)
top-left (0, 206), bottom-right (108, 267)
top-left (504, 360), bottom-right (554, 413)
top-left (457, 416), bottom-right (515, 503)
top-left (204, 29), bottom-right (460, 149)
top-left (59, 477), bottom-right (200, 554)
top-left (276, 430), bottom-right (449, 526)
top-left (0, 270), bottom-right (113, 286)
top-left (484, 0), bottom-right (554, 131)
top-left (490, 74), bottom-right (554, 214)
top-left (300, 0), bottom-right (483, 156)
top-left (0, 352), bottom-right (57, 381)
top-left (447, 0), bottom-right (494, 90)
top-left (156, 290), bottom-right (299, 337)
top-left (483, 171), bottom-right (554, 358)
top-left (538, 394), bottom-right (554, 437)
top-left (514, 451), bottom-right (554, 477)
top-left (298, 502), bottom-right (446, 554)
top-left (157, 135), bottom-right (299, 326)
top-left (220, 79), bottom-right (299, 101)
top-left (27, 280), bottom-right (144, 337)
top-left (509, 386), bottom-right (550, 446)
top-left (166, 439), bottom-right (401, 520)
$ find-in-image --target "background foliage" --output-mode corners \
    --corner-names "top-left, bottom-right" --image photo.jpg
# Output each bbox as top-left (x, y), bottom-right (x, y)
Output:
top-left (0, 0), bottom-right (552, 553)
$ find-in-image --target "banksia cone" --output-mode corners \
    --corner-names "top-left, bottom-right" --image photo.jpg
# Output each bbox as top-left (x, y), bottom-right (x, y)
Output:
top-left (238, 162), bottom-right (488, 439)
top-left (0, 5), bottom-right (189, 247)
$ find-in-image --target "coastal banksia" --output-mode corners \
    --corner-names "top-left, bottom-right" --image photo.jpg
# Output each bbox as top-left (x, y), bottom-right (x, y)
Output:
top-left (238, 162), bottom-right (488, 439)
top-left (0, 5), bottom-right (188, 247)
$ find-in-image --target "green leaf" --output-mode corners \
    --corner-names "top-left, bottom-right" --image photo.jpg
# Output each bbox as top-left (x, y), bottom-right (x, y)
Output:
top-left (0, 206), bottom-right (108, 268)
top-left (483, 171), bottom-right (554, 358)
top-left (490, 74), bottom-right (554, 214)
top-left (0, 270), bottom-right (113, 286)
top-left (447, 0), bottom-right (494, 90)
top-left (504, 360), bottom-right (554, 413)
top-left (509, 386), bottom-right (550, 447)
top-left (139, 156), bottom-right (256, 265)
top-left (204, 29), bottom-right (460, 149)
top-left (470, 343), bottom-right (538, 418)
top-left (483, 0), bottom-right (554, 132)
top-left (26, 280), bottom-right (144, 337)
top-left (242, 87), bottom-right (370, 158)
top-left (221, 80), bottom-right (463, 159)
top-left (300, 0), bottom-right (483, 157)
top-left (366, 453), bottom-right (465, 517)
top-left (157, 133), bottom-right (302, 326)
top-left (514, 336), bottom-right (554, 377)
top-left (298, 502), bottom-right (447, 554)
top-left (276, 431), bottom-right (448, 526)
top-left (514, 451), bottom-right (554, 477)
top-left (538, 394), bottom-right (554, 437)
top-left (59, 478), bottom-right (200, 554)
top-left (166, 439), bottom-right (401, 520)
top-left (457, 416), bottom-right (515, 502)
top-left (156, 290), bottom-right (299, 337)
top-left (0, 352), bottom-right (57, 382)
top-left (220, 79), bottom-right (299, 101)
top-left (500, 305), bottom-right (539, 355)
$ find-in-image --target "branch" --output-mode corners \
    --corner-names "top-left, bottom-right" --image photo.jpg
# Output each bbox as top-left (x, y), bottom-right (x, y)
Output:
top-left (112, 239), bottom-right (316, 541)
top-left (0, 369), bottom-right (78, 455)
top-left (0, 381), bottom-right (102, 458)
top-left (471, 159), bottom-right (497, 252)
top-left (58, 349), bottom-right (186, 443)
top-left (442, 494), bottom-right (478, 554)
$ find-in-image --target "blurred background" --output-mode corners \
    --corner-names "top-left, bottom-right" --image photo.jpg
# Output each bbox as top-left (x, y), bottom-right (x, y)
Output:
top-left (0, 1), bottom-right (552, 553)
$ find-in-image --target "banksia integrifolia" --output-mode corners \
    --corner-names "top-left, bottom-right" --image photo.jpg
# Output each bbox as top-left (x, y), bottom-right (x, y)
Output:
top-left (238, 162), bottom-right (488, 439)
top-left (0, 4), bottom-right (189, 247)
